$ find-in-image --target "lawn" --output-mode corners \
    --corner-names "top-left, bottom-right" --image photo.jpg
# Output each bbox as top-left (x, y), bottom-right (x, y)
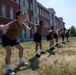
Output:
top-left (0, 37), bottom-right (76, 75)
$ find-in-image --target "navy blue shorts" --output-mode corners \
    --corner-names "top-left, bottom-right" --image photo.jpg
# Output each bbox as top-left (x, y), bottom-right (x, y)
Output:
top-left (33, 33), bottom-right (41, 42)
top-left (46, 35), bottom-right (53, 41)
top-left (2, 35), bottom-right (20, 47)
top-left (54, 33), bottom-right (58, 38)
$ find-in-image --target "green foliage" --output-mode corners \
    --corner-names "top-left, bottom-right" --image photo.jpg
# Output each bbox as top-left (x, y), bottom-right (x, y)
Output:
top-left (70, 25), bottom-right (76, 36)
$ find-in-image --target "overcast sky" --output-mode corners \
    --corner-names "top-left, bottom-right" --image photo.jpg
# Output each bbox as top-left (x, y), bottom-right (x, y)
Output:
top-left (37, 0), bottom-right (76, 29)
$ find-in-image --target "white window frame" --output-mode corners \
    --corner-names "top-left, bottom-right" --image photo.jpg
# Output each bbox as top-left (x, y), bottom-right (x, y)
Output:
top-left (10, 7), bottom-right (14, 19)
top-left (2, 4), bottom-right (6, 17)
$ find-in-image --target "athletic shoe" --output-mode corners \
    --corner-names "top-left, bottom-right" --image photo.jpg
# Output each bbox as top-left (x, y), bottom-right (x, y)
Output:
top-left (36, 54), bottom-right (40, 58)
top-left (50, 47), bottom-right (55, 50)
top-left (62, 42), bottom-right (65, 44)
top-left (18, 61), bottom-right (28, 67)
top-left (41, 51), bottom-right (46, 54)
top-left (6, 69), bottom-right (15, 75)
top-left (55, 44), bottom-right (59, 47)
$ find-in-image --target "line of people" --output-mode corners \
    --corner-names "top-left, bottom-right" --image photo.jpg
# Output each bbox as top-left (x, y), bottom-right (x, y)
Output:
top-left (46, 26), bottom-right (70, 50)
top-left (0, 10), bottom-right (70, 75)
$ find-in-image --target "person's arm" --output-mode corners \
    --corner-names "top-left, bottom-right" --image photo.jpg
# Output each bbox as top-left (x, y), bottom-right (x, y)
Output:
top-left (48, 30), bottom-right (52, 33)
top-left (22, 22), bottom-right (31, 30)
top-left (23, 19), bottom-right (38, 27)
top-left (0, 24), bottom-right (9, 30)
top-left (0, 21), bottom-right (13, 30)
top-left (25, 25), bottom-right (31, 30)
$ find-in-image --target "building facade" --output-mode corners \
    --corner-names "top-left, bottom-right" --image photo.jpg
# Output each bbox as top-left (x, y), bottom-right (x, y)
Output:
top-left (0, 0), bottom-right (65, 42)
top-left (0, 0), bottom-right (20, 42)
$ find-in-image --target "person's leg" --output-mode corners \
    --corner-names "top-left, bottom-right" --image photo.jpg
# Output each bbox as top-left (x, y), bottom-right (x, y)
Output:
top-left (39, 42), bottom-right (42, 50)
top-left (5, 46), bottom-right (12, 70)
top-left (39, 42), bottom-right (45, 54)
top-left (50, 40), bottom-right (54, 50)
top-left (55, 38), bottom-right (59, 46)
top-left (14, 43), bottom-right (28, 66)
top-left (35, 42), bottom-right (40, 57)
top-left (5, 46), bottom-right (15, 74)
top-left (54, 34), bottom-right (59, 46)
top-left (35, 42), bottom-right (39, 54)
top-left (62, 34), bottom-right (65, 43)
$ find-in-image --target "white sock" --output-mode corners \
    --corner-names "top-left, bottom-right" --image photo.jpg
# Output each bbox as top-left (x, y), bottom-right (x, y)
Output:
top-left (36, 51), bottom-right (38, 54)
top-left (6, 64), bottom-right (10, 70)
top-left (19, 58), bottom-right (23, 63)
top-left (50, 46), bottom-right (54, 48)
top-left (56, 42), bottom-right (58, 44)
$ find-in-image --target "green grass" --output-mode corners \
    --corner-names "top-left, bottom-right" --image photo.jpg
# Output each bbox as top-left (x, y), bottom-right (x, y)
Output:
top-left (0, 37), bottom-right (76, 75)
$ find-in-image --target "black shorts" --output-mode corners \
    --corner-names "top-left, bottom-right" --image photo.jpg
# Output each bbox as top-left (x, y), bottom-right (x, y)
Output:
top-left (61, 34), bottom-right (65, 38)
top-left (2, 35), bottom-right (20, 47)
top-left (65, 34), bottom-right (69, 37)
top-left (33, 33), bottom-right (41, 42)
top-left (46, 35), bottom-right (53, 41)
top-left (54, 33), bottom-right (58, 39)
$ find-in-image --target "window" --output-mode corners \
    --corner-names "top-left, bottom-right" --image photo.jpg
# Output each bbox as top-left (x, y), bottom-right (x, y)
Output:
top-left (16, 0), bottom-right (19, 4)
top-left (37, 7), bottom-right (39, 14)
top-left (26, 0), bottom-right (29, 8)
top-left (35, 17), bottom-right (37, 24)
top-left (21, 0), bottom-right (25, 6)
top-left (40, 9), bottom-right (41, 15)
top-left (2, 4), bottom-right (6, 17)
top-left (10, 7), bottom-right (14, 19)
top-left (35, 5), bottom-right (37, 12)
top-left (31, 16), bottom-right (34, 22)
top-left (24, 13), bottom-right (26, 19)
top-left (30, 3), bottom-right (33, 10)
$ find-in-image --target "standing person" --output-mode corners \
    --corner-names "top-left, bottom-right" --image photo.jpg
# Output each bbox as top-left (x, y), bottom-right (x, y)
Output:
top-left (65, 29), bottom-right (70, 42)
top-left (53, 29), bottom-right (60, 47)
top-left (2, 11), bottom-right (31, 75)
top-left (61, 28), bottom-right (66, 43)
top-left (50, 26), bottom-right (60, 47)
top-left (46, 29), bottom-right (54, 50)
top-left (25, 20), bottom-right (45, 58)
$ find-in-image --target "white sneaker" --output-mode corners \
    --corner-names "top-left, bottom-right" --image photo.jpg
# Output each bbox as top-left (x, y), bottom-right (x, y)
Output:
top-left (19, 61), bottom-right (28, 67)
top-left (6, 69), bottom-right (15, 75)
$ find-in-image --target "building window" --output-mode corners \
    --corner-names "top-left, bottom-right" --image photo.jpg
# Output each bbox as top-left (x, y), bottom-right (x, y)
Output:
top-left (26, 0), bottom-right (29, 8)
top-left (10, 7), bottom-right (14, 19)
top-left (2, 4), bottom-right (6, 17)
top-left (35, 5), bottom-right (37, 12)
top-left (24, 13), bottom-right (26, 19)
top-left (35, 17), bottom-right (37, 24)
top-left (31, 16), bottom-right (34, 22)
top-left (16, 0), bottom-right (19, 4)
top-left (21, 0), bottom-right (25, 6)
top-left (40, 9), bottom-right (42, 15)
top-left (29, 3), bottom-right (33, 10)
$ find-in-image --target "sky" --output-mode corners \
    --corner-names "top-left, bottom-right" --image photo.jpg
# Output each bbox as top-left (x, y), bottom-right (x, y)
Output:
top-left (37, 0), bottom-right (76, 29)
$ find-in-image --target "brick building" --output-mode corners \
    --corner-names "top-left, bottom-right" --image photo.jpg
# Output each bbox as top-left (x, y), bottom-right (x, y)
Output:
top-left (0, 0), bottom-right (20, 42)
top-left (0, 0), bottom-right (65, 42)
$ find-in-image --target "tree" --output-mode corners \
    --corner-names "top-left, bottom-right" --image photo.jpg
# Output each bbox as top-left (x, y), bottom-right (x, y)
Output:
top-left (70, 25), bottom-right (76, 36)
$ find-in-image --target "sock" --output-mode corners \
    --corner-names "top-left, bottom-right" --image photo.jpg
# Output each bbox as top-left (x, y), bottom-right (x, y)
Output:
top-left (56, 42), bottom-right (58, 44)
top-left (36, 51), bottom-right (38, 54)
top-left (6, 64), bottom-right (10, 70)
top-left (50, 45), bottom-right (54, 48)
top-left (19, 58), bottom-right (23, 63)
